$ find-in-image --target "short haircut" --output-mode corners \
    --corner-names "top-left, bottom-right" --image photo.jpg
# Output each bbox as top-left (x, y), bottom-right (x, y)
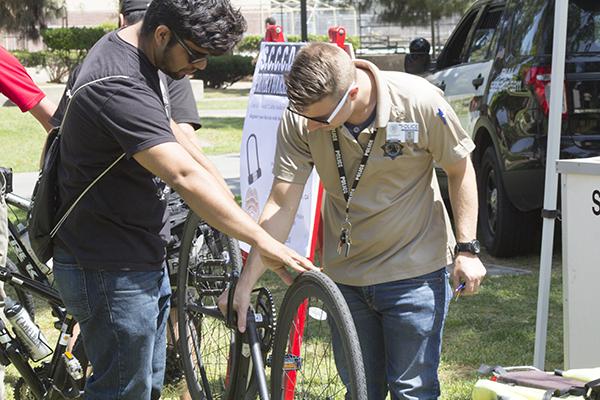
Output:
top-left (123, 9), bottom-right (146, 25)
top-left (265, 17), bottom-right (276, 25)
top-left (142, 0), bottom-right (247, 55)
top-left (285, 42), bottom-right (355, 111)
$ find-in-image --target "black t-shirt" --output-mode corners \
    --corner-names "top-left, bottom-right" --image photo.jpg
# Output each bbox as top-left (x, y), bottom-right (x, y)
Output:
top-left (56, 30), bottom-right (178, 271)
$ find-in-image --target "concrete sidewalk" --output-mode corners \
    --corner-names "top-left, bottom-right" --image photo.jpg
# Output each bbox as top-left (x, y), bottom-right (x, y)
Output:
top-left (12, 153), bottom-right (241, 199)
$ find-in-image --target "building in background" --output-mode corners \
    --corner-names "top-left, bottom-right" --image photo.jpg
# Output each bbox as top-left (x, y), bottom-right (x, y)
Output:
top-left (62, 0), bottom-right (119, 27)
top-left (2, 0), bottom-right (459, 55)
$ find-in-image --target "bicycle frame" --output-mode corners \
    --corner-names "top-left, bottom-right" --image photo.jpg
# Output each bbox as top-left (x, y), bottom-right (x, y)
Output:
top-left (3, 193), bottom-right (84, 399)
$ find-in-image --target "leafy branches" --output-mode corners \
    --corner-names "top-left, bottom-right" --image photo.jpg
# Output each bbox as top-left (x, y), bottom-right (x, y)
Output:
top-left (0, 0), bottom-right (63, 40)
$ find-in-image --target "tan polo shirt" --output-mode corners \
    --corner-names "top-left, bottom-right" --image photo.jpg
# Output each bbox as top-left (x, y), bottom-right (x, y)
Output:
top-left (274, 60), bottom-right (475, 286)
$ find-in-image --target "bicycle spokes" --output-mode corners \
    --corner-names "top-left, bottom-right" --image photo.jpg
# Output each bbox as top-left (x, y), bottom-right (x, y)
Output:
top-left (282, 297), bottom-right (348, 399)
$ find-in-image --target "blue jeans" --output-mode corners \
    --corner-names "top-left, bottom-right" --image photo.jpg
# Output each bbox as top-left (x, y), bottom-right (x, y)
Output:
top-left (53, 248), bottom-right (171, 400)
top-left (332, 268), bottom-right (452, 400)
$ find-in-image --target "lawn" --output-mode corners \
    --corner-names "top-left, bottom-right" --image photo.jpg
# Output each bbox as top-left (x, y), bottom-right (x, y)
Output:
top-left (0, 111), bottom-right (244, 172)
top-left (0, 107), bottom-right (48, 172)
top-left (200, 117), bottom-right (244, 155)
top-left (197, 98), bottom-right (248, 111)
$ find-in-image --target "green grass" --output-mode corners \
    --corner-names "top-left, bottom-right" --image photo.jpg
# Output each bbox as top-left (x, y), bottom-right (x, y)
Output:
top-left (0, 111), bottom-right (244, 172)
top-left (197, 99), bottom-right (248, 111)
top-left (439, 271), bottom-right (564, 399)
top-left (0, 108), bottom-right (47, 172)
top-left (198, 117), bottom-right (244, 155)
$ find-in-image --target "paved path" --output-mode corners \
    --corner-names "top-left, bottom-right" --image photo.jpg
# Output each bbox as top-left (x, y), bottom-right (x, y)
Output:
top-left (13, 153), bottom-right (241, 199)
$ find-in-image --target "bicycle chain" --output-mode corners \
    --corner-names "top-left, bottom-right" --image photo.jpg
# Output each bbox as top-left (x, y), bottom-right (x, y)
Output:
top-left (164, 343), bottom-right (185, 387)
top-left (253, 287), bottom-right (277, 353)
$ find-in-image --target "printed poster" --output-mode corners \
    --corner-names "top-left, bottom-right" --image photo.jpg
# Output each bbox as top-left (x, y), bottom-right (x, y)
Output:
top-left (240, 42), bottom-right (321, 257)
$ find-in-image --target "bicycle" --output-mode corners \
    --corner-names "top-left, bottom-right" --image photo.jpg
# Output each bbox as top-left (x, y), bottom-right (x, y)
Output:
top-left (176, 212), bottom-right (368, 400)
top-left (0, 188), bottom-right (188, 400)
top-left (2, 191), bottom-right (87, 400)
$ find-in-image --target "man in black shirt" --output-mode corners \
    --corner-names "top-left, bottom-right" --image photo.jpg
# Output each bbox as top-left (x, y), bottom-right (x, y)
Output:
top-left (52, 1), bottom-right (315, 399)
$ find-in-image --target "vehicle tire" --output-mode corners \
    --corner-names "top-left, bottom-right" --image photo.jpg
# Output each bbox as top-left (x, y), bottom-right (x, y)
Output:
top-left (176, 212), bottom-right (257, 400)
top-left (5, 259), bottom-right (36, 321)
top-left (477, 146), bottom-right (540, 256)
top-left (270, 271), bottom-right (367, 400)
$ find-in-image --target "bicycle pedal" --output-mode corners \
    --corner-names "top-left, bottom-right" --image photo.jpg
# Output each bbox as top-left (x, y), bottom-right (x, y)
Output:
top-left (282, 354), bottom-right (303, 372)
top-left (62, 351), bottom-right (84, 381)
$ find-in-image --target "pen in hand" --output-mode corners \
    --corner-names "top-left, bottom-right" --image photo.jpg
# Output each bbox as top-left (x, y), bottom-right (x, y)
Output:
top-left (454, 282), bottom-right (466, 301)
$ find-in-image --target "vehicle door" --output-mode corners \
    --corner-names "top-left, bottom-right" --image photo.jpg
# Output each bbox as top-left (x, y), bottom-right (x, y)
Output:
top-left (427, 3), bottom-right (505, 136)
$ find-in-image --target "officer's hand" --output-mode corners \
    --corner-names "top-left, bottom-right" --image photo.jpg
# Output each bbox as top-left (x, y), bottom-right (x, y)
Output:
top-left (453, 254), bottom-right (486, 295)
top-left (217, 285), bottom-right (252, 333)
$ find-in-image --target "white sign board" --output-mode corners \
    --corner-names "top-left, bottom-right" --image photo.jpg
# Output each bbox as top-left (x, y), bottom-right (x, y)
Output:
top-left (557, 157), bottom-right (600, 369)
top-left (240, 42), bottom-right (321, 257)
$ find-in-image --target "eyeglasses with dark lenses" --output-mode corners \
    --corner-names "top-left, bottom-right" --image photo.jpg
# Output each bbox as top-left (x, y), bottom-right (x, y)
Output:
top-left (171, 30), bottom-right (209, 65)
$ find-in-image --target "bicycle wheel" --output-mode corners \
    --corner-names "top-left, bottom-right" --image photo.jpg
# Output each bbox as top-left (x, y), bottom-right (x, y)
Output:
top-left (270, 271), bottom-right (367, 400)
top-left (177, 212), bottom-right (257, 400)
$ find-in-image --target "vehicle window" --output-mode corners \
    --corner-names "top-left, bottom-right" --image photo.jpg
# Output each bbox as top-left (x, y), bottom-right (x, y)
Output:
top-left (466, 9), bottom-right (503, 63)
top-left (564, 2), bottom-right (600, 54)
top-left (436, 9), bottom-right (479, 69)
top-left (509, 0), bottom-right (548, 56)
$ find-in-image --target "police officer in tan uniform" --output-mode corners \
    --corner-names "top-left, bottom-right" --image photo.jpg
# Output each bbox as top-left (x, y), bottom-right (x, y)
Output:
top-left (228, 42), bottom-right (486, 399)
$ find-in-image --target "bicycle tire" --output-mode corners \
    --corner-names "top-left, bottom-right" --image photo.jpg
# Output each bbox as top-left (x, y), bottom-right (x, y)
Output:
top-left (5, 258), bottom-right (36, 321)
top-left (270, 271), bottom-right (367, 400)
top-left (177, 212), bottom-right (258, 400)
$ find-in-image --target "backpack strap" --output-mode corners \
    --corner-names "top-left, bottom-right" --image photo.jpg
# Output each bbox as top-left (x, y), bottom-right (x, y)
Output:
top-left (48, 75), bottom-right (129, 237)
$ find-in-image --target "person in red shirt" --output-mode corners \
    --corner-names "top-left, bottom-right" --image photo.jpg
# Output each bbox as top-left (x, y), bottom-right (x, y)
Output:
top-left (0, 46), bottom-right (57, 132)
top-left (0, 45), bottom-right (56, 400)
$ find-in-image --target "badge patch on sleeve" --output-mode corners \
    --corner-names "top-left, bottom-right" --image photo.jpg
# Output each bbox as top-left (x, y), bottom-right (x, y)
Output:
top-left (437, 108), bottom-right (448, 125)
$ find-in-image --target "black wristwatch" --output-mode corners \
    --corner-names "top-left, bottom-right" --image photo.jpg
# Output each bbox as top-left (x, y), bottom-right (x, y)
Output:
top-left (454, 240), bottom-right (481, 257)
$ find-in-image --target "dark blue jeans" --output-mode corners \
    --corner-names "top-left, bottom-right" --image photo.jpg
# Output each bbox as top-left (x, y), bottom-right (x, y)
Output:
top-left (332, 268), bottom-right (452, 400)
top-left (53, 249), bottom-right (171, 400)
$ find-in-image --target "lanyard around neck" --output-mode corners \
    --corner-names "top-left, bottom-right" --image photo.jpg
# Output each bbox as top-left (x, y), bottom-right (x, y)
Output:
top-left (331, 127), bottom-right (378, 216)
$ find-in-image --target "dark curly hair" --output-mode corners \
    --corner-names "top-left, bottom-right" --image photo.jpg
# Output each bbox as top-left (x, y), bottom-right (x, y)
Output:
top-left (142, 0), bottom-right (247, 55)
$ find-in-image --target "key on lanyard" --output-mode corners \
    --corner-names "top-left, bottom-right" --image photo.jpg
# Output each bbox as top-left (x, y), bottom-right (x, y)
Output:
top-left (337, 219), bottom-right (352, 257)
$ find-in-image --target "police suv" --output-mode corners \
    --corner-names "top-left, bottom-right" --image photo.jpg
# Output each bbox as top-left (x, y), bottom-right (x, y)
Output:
top-left (424, 0), bottom-right (600, 256)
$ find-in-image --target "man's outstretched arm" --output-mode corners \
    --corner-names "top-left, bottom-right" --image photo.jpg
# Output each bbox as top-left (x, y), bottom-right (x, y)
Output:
top-left (134, 141), bottom-right (316, 277)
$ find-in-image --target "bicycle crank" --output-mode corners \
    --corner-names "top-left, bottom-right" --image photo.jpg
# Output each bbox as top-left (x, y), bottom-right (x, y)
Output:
top-left (253, 287), bottom-right (276, 353)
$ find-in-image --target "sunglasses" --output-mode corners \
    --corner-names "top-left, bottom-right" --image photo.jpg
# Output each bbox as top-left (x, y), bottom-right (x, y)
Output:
top-left (171, 30), bottom-right (209, 65)
top-left (288, 82), bottom-right (356, 125)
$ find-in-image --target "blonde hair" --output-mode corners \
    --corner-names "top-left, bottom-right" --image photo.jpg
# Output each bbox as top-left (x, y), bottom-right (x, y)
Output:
top-left (285, 42), bottom-right (355, 111)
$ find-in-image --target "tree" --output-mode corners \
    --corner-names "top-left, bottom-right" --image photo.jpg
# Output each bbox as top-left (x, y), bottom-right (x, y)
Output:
top-left (0, 0), bottom-right (63, 40)
top-left (348, 0), bottom-right (474, 56)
